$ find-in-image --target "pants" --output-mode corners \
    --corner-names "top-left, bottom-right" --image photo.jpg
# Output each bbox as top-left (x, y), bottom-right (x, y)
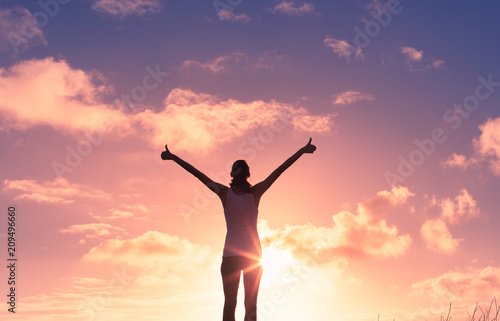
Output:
top-left (221, 256), bottom-right (263, 321)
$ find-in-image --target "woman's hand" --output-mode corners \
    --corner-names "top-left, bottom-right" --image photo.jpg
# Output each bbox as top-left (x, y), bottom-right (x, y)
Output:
top-left (161, 145), bottom-right (174, 160)
top-left (301, 138), bottom-right (317, 154)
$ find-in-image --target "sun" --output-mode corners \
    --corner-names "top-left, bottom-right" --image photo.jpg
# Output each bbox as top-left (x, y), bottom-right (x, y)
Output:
top-left (260, 247), bottom-right (298, 287)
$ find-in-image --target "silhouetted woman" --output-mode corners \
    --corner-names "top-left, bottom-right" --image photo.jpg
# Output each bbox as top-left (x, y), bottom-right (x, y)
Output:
top-left (161, 138), bottom-right (316, 321)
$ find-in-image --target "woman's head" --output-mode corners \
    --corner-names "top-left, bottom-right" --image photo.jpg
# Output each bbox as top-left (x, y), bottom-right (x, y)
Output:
top-left (231, 160), bottom-right (250, 179)
top-left (230, 160), bottom-right (252, 192)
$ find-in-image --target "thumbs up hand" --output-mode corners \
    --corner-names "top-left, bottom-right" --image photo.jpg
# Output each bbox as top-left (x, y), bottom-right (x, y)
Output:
top-left (161, 145), bottom-right (174, 160)
top-left (301, 138), bottom-right (317, 154)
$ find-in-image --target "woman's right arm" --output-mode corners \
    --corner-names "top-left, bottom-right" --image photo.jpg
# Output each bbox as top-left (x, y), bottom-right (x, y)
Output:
top-left (161, 145), bottom-right (227, 197)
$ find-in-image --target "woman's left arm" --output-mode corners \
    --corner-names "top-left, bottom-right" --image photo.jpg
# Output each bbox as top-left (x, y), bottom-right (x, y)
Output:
top-left (253, 138), bottom-right (316, 198)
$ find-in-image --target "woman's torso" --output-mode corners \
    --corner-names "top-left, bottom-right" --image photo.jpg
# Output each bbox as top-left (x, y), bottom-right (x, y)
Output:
top-left (222, 188), bottom-right (261, 258)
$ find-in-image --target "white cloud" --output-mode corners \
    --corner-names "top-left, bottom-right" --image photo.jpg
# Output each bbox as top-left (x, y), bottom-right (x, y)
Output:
top-left (2, 177), bottom-right (110, 204)
top-left (324, 36), bottom-right (364, 62)
top-left (269, 1), bottom-right (316, 16)
top-left (217, 10), bottom-right (252, 22)
top-left (332, 91), bottom-right (375, 105)
top-left (91, 0), bottom-right (162, 19)
top-left (0, 6), bottom-right (47, 53)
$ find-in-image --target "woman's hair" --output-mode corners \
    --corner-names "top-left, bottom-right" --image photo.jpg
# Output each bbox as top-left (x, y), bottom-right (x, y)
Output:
top-left (230, 160), bottom-right (252, 193)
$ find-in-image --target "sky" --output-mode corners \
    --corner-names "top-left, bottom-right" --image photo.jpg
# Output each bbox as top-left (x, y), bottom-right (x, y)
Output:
top-left (1, 0), bottom-right (500, 320)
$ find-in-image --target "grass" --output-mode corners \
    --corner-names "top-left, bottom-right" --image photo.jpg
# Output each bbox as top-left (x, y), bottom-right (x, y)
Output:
top-left (463, 298), bottom-right (499, 321)
top-left (377, 298), bottom-right (499, 321)
top-left (439, 298), bottom-right (499, 321)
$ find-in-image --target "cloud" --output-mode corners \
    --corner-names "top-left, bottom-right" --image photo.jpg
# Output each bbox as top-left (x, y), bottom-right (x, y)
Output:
top-left (255, 50), bottom-right (289, 71)
top-left (2, 177), bottom-right (110, 204)
top-left (411, 265), bottom-right (500, 303)
top-left (400, 46), bottom-right (424, 62)
top-left (83, 231), bottom-right (214, 285)
top-left (60, 223), bottom-right (128, 240)
top-left (0, 58), bottom-right (333, 155)
top-left (332, 91), bottom-right (375, 105)
top-left (442, 153), bottom-right (477, 170)
top-left (420, 219), bottom-right (461, 255)
top-left (324, 36), bottom-right (364, 62)
top-left (445, 117), bottom-right (500, 175)
top-left (217, 10), bottom-right (252, 22)
top-left (181, 51), bottom-right (289, 73)
top-left (473, 117), bottom-right (500, 175)
top-left (399, 45), bottom-right (445, 71)
top-left (180, 52), bottom-right (248, 73)
top-left (91, 204), bottom-right (150, 220)
top-left (269, 1), bottom-right (316, 16)
top-left (132, 88), bottom-right (335, 154)
top-left (439, 189), bottom-right (480, 226)
top-left (91, 0), bottom-right (162, 19)
top-left (0, 6), bottom-right (47, 54)
top-left (260, 186), bottom-right (413, 268)
top-left (0, 57), bottom-right (130, 136)
top-left (420, 189), bottom-right (479, 254)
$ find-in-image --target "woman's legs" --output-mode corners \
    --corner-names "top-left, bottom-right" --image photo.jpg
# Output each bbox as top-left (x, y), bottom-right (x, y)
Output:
top-left (221, 256), bottom-right (241, 321)
top-left (243, 258), bottom-right (263, 321)
top-left (221, 256), bottom-right (263, 321)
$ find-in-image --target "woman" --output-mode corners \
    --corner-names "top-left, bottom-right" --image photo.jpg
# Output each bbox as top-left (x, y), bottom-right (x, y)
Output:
top-left (160, 138), bottom-right (316, 321)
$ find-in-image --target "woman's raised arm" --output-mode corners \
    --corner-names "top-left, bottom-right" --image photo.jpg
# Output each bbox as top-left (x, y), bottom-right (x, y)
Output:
top-left (253, 138), bottom-right (316, 198)
top-left (161, 145), bottom-right (227, 197)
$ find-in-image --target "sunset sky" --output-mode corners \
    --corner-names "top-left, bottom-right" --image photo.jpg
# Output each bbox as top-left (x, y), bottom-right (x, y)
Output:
top-left (1, 0), bottom-right (500, 320)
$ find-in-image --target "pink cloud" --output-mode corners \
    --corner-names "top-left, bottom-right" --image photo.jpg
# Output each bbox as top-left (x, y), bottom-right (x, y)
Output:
top-left (2, 177), bottom-right (110, 204)
top-left (60, 223), bottom-right (128, 239)
top-left (259, 186), bottom-right (413, 267)
top-left (440, 189), bottom-right (480, 226)
top-left (180, 52), bottom-right (248, 73)
top-left (0, 6), bottom-right (47, 53)
top-left (83, 231), bottom-right (215, 285)
top-left (473, 117), bottom-right (500, 175)
top-left (217, 10), bottom-right (252, 22)
top-left (400, 46), bottom-right (424, 61)
top-left (411, 265), bottom-right (500, 304)
top-left (332, 91), bottom-right (375, 105)
top-left (420, 189), bottom-right (479, 254)
top-left (270, 1), bottom-right (316, 16)
top-left (133, 88), bottom-right (335, 154)
top-left (0, 57), bottom-right (130, 136)
top-left (445, 117), bottom-right (500, 175)
top-left (442, 153), bottom-right (476, 170)
top-left (420, 219), bottom-right (461, 255)
top-left (324, 36), bottom-right (364, 61)
top-left (0, 58), bottom-right (333, 155)
top-left (91, 0), bottom-right (162, 19)
top-left (399, 46), bottom-right (445, 71)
